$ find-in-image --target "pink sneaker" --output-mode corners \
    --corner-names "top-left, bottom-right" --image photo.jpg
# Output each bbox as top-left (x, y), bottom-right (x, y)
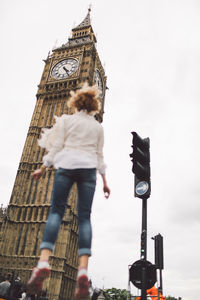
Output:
top-left (75, 274), bottom-right (90, 300)
top-left (27, 261), bottom-right (50, 294)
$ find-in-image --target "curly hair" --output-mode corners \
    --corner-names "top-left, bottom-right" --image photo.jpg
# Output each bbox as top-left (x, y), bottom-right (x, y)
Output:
top-left (68, 82), bottom-right (101, 114)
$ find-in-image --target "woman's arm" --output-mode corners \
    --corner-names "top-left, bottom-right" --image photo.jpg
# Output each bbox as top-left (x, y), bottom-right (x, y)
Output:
top-left (97, 126), bottom-right (106, 175)
top-left (101, 173), bottom-right (111, 199)
top-left (97, 126), bottom-right (110, 198)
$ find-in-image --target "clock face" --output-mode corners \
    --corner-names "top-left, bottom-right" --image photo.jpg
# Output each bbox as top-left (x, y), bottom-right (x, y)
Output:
top-left (94, 69), bottom-right (103, 97)
top-left (51, 58), bottom-right (79, 80)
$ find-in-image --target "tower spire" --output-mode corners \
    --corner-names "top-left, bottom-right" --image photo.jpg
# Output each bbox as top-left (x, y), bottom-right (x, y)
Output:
top-left (56, 8), bottom-right (96, 50)
top-left (74, 8), bottom-right (91, 29)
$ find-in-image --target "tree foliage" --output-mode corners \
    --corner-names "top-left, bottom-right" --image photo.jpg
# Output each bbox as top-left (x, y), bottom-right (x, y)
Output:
top-left (103, 288), bottom-right (128, 300)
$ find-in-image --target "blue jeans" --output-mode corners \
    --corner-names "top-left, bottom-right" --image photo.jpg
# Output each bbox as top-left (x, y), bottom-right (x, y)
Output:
top-left (40, 168), bottom-right (96, 257)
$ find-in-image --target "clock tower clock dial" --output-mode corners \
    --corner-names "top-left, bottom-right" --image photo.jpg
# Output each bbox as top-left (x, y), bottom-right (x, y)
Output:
top-left (94, 69), bottom-right (103, 97)
top-left (51, 58), bottom-right (79, 80)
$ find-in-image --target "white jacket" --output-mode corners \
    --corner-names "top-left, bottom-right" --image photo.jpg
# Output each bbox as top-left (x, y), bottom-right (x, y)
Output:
top-left (38, 110), bottom-right (106, 174)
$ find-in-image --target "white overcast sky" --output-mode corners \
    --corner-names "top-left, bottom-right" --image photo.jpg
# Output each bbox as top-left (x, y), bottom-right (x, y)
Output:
top-left (1, 1), bottom-right (200, 299)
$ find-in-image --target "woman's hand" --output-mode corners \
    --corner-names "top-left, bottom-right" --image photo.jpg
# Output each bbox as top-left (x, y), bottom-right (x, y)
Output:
top-left (101, 173), bottom-right (110, 199)
top-left (103, 184), bottom-right (111, 199)
top-left (31, 165), bottom-right (46, 181)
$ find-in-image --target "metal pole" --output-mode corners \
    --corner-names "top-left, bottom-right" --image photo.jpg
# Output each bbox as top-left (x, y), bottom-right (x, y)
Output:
top-left (157, 285), bottom-right (160, 300)
top-left (141, 267), bottom-right (146, 300)
top-left (141, 198), bottom-right (147, 300)
top-left (141, 198), bottom-right (147, 259)
top-left (159, 269), bottom-right (163, 294)
top-left (127, 267), bottom-right (131, 300)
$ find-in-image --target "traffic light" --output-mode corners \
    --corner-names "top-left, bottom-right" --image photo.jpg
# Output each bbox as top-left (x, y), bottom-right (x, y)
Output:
top-left (154, 234), bottom-right (164, 270)
top-left (130, 132), bottom-right (151, 199)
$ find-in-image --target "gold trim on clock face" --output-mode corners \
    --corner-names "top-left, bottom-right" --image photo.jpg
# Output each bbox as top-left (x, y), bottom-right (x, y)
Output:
top-left (51, 58), bottom-right (79, 80)
top-left (94, 69), bottom-right (103, 97)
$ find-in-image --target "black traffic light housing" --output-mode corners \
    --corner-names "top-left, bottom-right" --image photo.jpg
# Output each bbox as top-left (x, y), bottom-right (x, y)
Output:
top-left (130, 132), bottom-right (151, 199)
top-left (154, 234), bottom-right (164, 270)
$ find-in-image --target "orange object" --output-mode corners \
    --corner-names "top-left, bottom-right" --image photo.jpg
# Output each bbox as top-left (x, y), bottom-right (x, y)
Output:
top-left (136, 286), bottom-right (165, 300)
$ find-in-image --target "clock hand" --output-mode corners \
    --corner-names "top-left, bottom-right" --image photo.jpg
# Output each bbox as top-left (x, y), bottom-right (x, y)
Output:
top-left (63, 66), bottom-right (69, 74)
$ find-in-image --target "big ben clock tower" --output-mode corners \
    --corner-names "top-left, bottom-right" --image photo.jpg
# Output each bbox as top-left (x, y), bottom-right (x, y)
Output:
top-left (0, 9), bottom-right (106, 300)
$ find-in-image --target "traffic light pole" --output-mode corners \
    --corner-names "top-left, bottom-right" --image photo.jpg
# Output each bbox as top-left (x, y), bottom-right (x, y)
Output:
top-left (141, 197), bottom-right (147, 300)
top-left (159, 269), bottom-right (163, 294)
top-left (141, 198), bottom-right (147, 260)
top-left (154, 233), bottom-right (164, 295)
top-left (129, 132), bottom-right (155, 300)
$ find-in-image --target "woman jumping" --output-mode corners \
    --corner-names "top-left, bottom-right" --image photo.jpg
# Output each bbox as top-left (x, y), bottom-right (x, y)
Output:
top-left (27, 83), bottom-right (110, 300)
